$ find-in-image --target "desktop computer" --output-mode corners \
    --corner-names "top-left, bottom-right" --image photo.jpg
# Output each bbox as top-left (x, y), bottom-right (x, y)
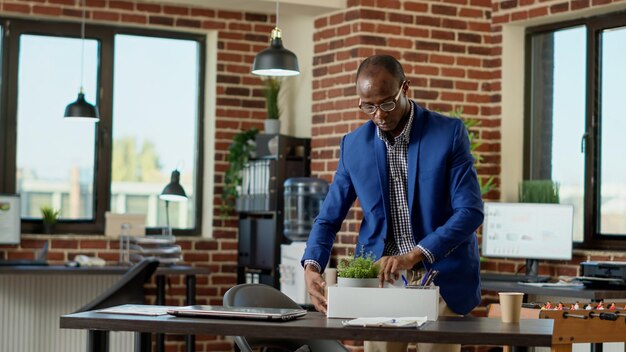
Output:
top-left (481, 202), bottom-right (574, 282)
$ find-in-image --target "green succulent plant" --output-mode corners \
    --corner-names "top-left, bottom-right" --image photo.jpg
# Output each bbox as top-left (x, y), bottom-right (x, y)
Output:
top-left (337, 250), bottom-right (379, 279)
top-left (40, 206), bottom-right (60, 225)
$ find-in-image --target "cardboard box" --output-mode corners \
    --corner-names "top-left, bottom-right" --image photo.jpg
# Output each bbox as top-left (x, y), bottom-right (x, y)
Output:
top-left (105, 212), bottom-right (146, 238)
top-left (327, 285), bottom-right (439, 320)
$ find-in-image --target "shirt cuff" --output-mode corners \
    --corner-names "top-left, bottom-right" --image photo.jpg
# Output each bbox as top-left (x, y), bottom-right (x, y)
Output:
top-left (416, 244), bottom-right (434, 264)
top-left (303, 260), bottom-right (322, 273)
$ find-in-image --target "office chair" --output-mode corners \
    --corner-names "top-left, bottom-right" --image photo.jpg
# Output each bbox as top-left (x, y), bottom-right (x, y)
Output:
top-left (223, 283), bottom-right (348, 352)
top-left (74, 259), bottom-right (159, 352)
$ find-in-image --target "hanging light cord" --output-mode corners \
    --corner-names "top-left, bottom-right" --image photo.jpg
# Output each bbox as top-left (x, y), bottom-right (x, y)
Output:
top-left (275, 0), bottom-right (279, 28)
top-left (79, 0), bottom-right (85, 93)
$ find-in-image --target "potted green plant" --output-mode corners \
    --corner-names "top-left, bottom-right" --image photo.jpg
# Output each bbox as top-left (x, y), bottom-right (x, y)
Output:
top-left (337, 250), bottom-right (380, 287)
top-left (220, 128), bottom-right (259, 216)
top-left (263, 77), bottom-right (281, 134)
top-left (518, 179), bottom-right (560, 203)
top-left (40, 206), bottom-right (60, 234)
top-left (450, 108), bottom-right (495, 196)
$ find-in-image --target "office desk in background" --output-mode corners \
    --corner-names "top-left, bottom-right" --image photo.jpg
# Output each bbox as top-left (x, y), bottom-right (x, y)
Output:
top-left (481, 279), bottom-right (626, 301)
top-left (481, 277), bottom-right (626, 352)
top-left (0, 265), bottom-right (210, 352)
top-left (60, 308), bottom-right (554, 352)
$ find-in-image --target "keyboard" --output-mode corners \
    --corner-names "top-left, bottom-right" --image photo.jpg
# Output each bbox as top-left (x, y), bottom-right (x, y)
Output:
top-left (0, 259), bottom-right (48, 266)
top-left (481, 273), bottom-right (550, 283)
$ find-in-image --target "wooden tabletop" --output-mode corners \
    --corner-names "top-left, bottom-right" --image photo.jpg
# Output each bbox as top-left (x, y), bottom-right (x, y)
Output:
top-left (0, 265), bottom-right (211, 276)
top-left (60, 308), bottom-right (554, 346)
top-left (481, 280), bottom-right (626, 300)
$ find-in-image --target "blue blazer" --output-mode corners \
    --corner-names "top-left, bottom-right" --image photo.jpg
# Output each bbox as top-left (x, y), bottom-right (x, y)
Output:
top-left (301, 102), bottom-right (484, 315)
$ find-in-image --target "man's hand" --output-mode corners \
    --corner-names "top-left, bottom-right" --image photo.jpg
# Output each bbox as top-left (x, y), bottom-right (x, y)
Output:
top-left (376, 249), bottom-right (423, 287)
top-left (304, 265), bottom-right (327, 314)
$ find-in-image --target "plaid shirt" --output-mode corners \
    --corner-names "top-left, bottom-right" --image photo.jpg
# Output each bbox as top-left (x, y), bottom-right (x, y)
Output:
top-left (378, 101), bottom-right (433, 263)
top-left (304, 101), bottom-right (433, 273)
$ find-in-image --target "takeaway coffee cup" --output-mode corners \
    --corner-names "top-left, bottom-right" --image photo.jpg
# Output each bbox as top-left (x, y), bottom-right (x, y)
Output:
top-left (498, 292), bottom-right (524, 323)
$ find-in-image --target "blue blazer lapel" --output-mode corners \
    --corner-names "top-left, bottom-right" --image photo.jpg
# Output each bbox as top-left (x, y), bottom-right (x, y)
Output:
top-left (408, 102), bottom-right (424, 217)
top-left (374, 133), bottom-right (390, 220)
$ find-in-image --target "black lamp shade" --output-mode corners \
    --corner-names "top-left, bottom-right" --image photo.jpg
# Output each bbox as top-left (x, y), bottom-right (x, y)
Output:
top-left (64, 92), bottom-right (100, 121)
top-left (160, 170), bottom-right (187, 202)
top-left (252, 34), bottom-right (299, 77)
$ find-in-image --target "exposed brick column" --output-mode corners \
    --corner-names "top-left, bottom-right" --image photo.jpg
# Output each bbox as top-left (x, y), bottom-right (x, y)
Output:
top-left (311, 0), bottom-right (497, 261)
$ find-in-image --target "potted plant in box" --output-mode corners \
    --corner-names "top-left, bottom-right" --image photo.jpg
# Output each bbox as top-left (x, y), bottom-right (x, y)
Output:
top-left (337, 250), bottom-right (380, 287)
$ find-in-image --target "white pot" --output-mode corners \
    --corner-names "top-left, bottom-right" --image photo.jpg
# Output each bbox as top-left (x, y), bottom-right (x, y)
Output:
top-left (337, 277), bottom-right (379, 288)
top-left (264, 119), bottom-right (281, 134)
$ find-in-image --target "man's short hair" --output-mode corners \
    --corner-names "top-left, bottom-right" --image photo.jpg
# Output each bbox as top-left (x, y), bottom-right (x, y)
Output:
top-left (356, 55), bottom-right (406, 83)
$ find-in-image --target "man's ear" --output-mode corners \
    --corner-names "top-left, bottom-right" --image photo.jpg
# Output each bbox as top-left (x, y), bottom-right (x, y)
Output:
top-left (403, 80), bottom-right (411, 94)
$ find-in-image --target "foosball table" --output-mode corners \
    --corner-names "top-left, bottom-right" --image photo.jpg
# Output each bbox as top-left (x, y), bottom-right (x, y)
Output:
top-left (539, 308), bottom-right (626, 352)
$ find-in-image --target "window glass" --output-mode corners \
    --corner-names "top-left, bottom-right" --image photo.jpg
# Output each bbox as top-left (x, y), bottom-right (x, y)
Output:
top-left (16, 35), bottom-right (98, 220)
top-left (528, 26), bottom-right (586, 242)
top-left (599, 26), bottom-right (626, 235)
top-left (111, 35), bottom-right (199, 229)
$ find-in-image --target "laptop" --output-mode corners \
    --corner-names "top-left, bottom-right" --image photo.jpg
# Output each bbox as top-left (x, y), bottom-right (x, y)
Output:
top-left (166, 305), bottom-right (307, 321)
top-left (0, 240), bottom-right (49, 266)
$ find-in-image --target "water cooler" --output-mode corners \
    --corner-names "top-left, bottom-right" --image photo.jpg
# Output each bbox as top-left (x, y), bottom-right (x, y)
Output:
top-left (279, 177), bottom-right (329, 305)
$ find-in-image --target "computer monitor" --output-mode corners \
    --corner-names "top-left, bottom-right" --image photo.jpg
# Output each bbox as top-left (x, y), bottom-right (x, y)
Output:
top-left (481, 202), bottom-right (574, 278)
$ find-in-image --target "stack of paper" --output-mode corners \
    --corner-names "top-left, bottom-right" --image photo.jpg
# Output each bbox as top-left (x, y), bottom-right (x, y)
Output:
top-left (342, 317), bottom-right (427, 328)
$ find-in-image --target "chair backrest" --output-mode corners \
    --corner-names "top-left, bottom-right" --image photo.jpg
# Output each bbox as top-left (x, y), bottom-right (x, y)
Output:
top-left (223, 283), bottom-right (302, 310)
top-left (75, 259), bottom-right (159, 313)
top-left (224, 284), bottom-right (348, 352)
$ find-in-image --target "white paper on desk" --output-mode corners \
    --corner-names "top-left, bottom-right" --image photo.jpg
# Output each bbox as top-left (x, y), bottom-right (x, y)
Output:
top-left (97, 304), bottom-right (171, 316)
top-left (342, 317), bottom-right (427, 328)
top-left (517, 282), bottom-right (584, 288)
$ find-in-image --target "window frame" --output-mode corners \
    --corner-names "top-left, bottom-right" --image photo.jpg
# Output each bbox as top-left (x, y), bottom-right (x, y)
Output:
top-left (524, 11), bottom-right (626, 250)
top-left (0, 18), bottom-right (205, 236)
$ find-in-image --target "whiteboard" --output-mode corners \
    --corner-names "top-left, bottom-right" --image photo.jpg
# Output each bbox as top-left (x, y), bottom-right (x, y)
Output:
top-left (0, 195), bottom-right (21, 245)
top-left (482, 202), bottom-right (574, 260)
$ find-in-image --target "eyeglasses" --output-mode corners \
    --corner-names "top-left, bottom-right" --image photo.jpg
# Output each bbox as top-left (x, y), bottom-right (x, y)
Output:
top-left (358, 81), bottom-right (405, 115)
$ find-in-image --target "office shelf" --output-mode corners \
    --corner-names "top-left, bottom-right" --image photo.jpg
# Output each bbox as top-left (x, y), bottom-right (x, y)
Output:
top-left (237, 134), bottom-right (310, 289)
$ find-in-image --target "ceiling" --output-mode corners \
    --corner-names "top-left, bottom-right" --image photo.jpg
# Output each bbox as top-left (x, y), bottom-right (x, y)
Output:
top-left (140, 0), bottom-right (346, 16)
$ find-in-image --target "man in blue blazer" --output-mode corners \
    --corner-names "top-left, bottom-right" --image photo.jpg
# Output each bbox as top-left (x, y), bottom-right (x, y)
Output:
top-left (301, 55), bottom-right (484, 352)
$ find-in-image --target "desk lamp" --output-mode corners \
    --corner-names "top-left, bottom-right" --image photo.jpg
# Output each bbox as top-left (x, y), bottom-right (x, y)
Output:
top-left (159, 169), bottom-right (187, 235)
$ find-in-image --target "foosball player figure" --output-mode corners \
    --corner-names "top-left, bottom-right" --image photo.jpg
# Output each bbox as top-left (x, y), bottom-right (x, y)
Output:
top-left (609, 303), bottom-right (616, 310)
top-left (596, 301), bottom-right (604, 310)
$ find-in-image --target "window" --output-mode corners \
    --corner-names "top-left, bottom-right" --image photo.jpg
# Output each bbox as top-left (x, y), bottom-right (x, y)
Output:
top-left (0, 19), bottom-right (205, 235)
top-left (525, 12), bottom-right (626, 249)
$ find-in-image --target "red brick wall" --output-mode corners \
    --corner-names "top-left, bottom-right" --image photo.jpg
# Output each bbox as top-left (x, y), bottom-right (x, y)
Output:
top-left (311, 0), bottom-right (498, 267)
top-left (2, 0), bottom-right (626, 350)
top-left (309, 0), bottom-right (626, 308)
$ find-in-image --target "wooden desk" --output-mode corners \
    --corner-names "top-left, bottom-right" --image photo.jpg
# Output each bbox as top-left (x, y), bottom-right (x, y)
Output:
top-left (481, 280), bottom-right (626, 301)
top-left (1, 265), bottom-right (210, 352)
top-left (61, 307), bottom-right (554, 352)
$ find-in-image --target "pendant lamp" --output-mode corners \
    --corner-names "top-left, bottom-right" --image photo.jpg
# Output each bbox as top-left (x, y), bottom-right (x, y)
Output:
top-left (251, 0), bottom-right (300, 76)
top-left (64, 0), bottom-right (99, 121)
